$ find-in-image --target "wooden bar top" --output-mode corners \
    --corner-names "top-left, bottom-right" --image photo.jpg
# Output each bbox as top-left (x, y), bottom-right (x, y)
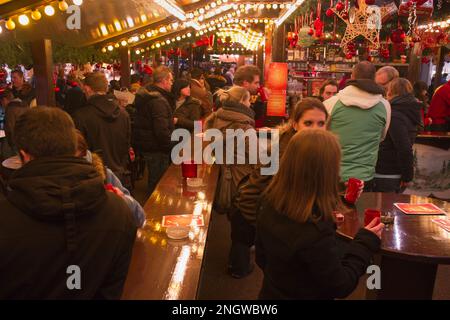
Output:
top-left (417, 131), bottom-right (450, 139)
top-left (337, 193), bottom-right (450, 264)
top-left (122, 163), bottom-right (219, 300)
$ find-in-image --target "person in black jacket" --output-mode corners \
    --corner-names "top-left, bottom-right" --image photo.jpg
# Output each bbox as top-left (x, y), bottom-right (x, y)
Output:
top-left (0, 107), bottom-right (136, 299)
top-left (134, 66), bottom-right (174, 193)
top-left (374, 78), bottom-right (422, 193)
top-left (172, 79), bottom-right (202, 131)
top-left (0, 87), bottom-right (28, 153)
top-left (256, 129), bottom-right (383, 300)
top-left (73, 72), bottom-right (131, 187)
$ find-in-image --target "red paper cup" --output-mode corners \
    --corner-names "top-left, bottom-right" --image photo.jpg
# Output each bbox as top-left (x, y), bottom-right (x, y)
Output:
top-left (364, 209), bottom-right (381, 227)
top-left (345, 178), bottom-right (364, 204)
top-left (181, 161), bottom-right (197, 178)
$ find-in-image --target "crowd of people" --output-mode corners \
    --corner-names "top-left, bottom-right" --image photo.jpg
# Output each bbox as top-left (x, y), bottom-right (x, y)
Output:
top-left (0, 58), bottom-right (449, 300)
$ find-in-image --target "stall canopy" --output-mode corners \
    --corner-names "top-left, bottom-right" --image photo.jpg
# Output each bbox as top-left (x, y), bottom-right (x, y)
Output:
top-left (0, 0), bottom-right (300, 50)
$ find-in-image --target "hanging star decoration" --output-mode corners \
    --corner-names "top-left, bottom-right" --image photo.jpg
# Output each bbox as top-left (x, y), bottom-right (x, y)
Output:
top-left (333, 0), bottom-right (391, 54)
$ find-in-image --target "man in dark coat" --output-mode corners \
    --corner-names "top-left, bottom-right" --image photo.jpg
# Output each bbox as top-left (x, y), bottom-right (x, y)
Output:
top-left (0, 107), bottom-right (137, 299)
top-left (0, 88), bottom-right (28, 152)
top-left (134, 66), bottom-right (174, 193)
top-left (73, 72), bottom-right (131, 186)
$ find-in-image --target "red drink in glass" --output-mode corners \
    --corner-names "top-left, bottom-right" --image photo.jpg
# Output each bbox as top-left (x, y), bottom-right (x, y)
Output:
top-left (181, 161), bottom-right (197, 178)
top-left (364, 209), bottom-right (381, 226)
top-left (345, 178), bottom-right (364, 204)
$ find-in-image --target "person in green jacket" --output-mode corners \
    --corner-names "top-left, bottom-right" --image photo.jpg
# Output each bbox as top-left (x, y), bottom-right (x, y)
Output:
top-left (324, 61), bottom-right (391, 190)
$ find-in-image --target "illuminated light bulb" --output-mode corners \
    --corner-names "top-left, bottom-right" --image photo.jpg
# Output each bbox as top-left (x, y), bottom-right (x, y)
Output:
top-left (73, 0), bottom-right (83, 5)
top-left (140, 34), bottom-right (146, 39)
top-left (5, 19), bottom-right (15, 30)
top-left (31, 10), bottom-right (42, 21)
top-left (113, 20), bottom-right (122, 31)
top-left (133, 36), bottom-right (139, 42)
top-left (211, 3), bottom-right (217, 8)
top-left (171, 38), bottom-right (175, 42)
top-left (172, 22), bottom-right (179, 29)
top-left (199, 31), bottom-right (204, 35)
top-left (156, 43), bottom-right (161, 48)
top-left (280, 4), bottom-right (285, 9)
top-left (259, 4), bottom-right (265, 9)
top-left (285, 3), bottom-right (291, 9)
top-left (127, 16), bottom-right (134, 27)
top-left (273, 4), bottom-right (278, 9)
top-left (141, 14), bottom-right (147, 23)
top-left (108, 45), bottom-right (114, 51)
top-left (199, 8), bottom-right (205, 14)
top-left (151, 45), bottom-right (155, 49)
top-left (101, 48), bottom-right (107, 53)
top-left (136, 50), bottom-right (141, 54)
top-left (113, 43), bottom-right (120, 48)
top-left (18, 14), bottom-right (30, 26)
top-left (244, 19), bottom-right (249, 23)
top-left (58, 0), bottom-right (69, 11)
top-left (166, 40), bottom-right (171, 44)
top-left (121, 40), bottom-right (127, 46)
top-left (223, 0), bottom-right (227, 2)
top-left (194, 11), bottom-right (199, 16)
top-left (100, 24), bottom-right (108, 36)
top-left (147, 31), bottom-right (152, 37)
top-left (176, 36), bottom-right (181, 41)
top-left (264, 19), bottom-right (269, 23)
top-left (187, 32), bottom-right (192, 37)
top-left (160, 27), bottom-right (167, 33)
top-left (44, 5), bottom-right (55, 16)
top-left (266, 4), bottom-right (272, 9)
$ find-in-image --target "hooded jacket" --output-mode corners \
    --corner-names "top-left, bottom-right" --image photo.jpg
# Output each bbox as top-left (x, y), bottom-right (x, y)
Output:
top-left (205, 100), bottom-right (256, 196)
top-left (0, 157), bottom-right (137, 299)
top-left (73, 94), bottom-right (131, 180)
top-left (133, 86), bottom-right (175, 153)
top-left (375, 93), bottom-right (422, 182)
top-left (256, 198), bottom-right (380, 300)
top-left (428, 80), bottom-right (450, 128)
top-left (324, 80), bottom-right (391, 182)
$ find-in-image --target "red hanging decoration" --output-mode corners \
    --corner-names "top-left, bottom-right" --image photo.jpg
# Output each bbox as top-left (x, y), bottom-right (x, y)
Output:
top-left (313, 1), bottom-right (324, 38)
top-left (336, 1), bottom-right (345, 11)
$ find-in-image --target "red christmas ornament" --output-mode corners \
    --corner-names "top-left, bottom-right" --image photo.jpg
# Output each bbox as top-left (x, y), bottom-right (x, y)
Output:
top-left (308, 28), bottom-right (314, 36)
top-left (345, 53), bottom-right (353, 59)
top-left (314, 17), bottom-right (324, 38)
top-left (341, 11), bottom-right (349, 20)
top-left (326, 8), bottom-right (334, 17)
top-left (390, 28), bottom-right (406, 44)
top-left (336, 1), bottom-right (345, 11)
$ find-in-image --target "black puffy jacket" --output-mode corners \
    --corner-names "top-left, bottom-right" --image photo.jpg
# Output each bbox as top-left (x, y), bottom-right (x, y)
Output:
top-left (0, 157), bottom-right (136, 299)
top-left (376, 93), bottom-right (422, 182)
top-left (133, 86), bottom-right (175, 153)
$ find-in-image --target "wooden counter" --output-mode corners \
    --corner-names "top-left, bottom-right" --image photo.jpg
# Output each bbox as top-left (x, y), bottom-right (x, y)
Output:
top-left (121, 163), bottom-right (219, 300)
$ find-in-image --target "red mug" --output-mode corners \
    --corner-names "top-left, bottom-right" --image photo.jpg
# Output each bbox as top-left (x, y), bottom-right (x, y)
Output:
top-left (364, 209), bottom-right (381, 227)
top-left (345, 178), bottom-right (364, 204)
top-left (181, 161), bottom-right (198, 178)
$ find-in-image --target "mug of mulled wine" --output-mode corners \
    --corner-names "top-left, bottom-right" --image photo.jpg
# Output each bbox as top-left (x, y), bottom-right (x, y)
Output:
top-left (181, 161), bottom-right (198, 179)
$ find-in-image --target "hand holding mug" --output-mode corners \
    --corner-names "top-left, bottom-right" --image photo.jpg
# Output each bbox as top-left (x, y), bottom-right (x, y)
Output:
top-left (365, 217), bottom-right (385, 239)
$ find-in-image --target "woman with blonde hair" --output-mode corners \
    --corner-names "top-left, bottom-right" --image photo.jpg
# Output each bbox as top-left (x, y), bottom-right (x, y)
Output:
top-left (374, 77), bottom-right (422, 192)
top-left (256, 129), bottom-right (384, 300)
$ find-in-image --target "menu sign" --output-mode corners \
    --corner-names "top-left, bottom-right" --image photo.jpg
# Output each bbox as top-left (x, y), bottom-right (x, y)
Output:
top-left (266, 62), bottom-right (288, 117)
top-left (394, 203), bottom-right (447, 215)
top-left (162, 214), bottom-right (204, 228)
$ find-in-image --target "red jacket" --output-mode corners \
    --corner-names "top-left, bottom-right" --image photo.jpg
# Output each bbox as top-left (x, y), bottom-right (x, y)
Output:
top-left (428, 81), bottom-right (450, 125)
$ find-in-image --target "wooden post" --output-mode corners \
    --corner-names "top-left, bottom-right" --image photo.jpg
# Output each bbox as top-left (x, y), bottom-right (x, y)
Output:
top-left (31, 39), bottom-right (55, 107)
top-left (407, 43), bottom-right (422, 84)
top-left (120, 47), bottom-right (131, 88)
top-left (257, 45), bottom-right (264, 77)
top-left (272, 23), bottom-right (286, 62)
